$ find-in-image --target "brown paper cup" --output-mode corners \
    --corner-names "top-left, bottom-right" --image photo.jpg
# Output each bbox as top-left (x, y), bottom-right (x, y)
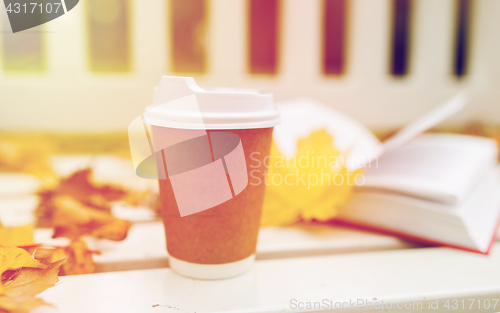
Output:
top-left (156, 127), bottom-right (273, 279)
top-left (135, 76), bottom-right (279, 279)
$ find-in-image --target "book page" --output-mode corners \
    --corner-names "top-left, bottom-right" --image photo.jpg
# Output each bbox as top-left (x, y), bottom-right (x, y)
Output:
top-left (360, 133), bottom-right (498, 203)
top-left (273, 93), bottom-right (467, 172)
top-left (338, 169), bottom-right (500, 253)
top-left (383, 92), bottom-right (469, 151)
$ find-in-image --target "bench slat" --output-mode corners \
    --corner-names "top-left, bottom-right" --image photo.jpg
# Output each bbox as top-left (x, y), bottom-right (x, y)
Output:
top-left (34, 221), bottom-right (417, 272)
top-left (34, 243), bottom-right (500, 313)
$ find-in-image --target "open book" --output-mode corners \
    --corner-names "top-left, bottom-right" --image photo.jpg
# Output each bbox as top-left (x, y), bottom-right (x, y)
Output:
top-left (273, 93), bottom-right (500, 254)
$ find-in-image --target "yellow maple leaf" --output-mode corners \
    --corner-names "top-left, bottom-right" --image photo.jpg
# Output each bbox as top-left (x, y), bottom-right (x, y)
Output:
top-left (2, 259), bottom-right (64, 297)
top-left (59, 239), bottom-right (96, 275)
top-left (0, 246), bottom-right (46, 279)
top-left (0, 258), bottom-right (65, 313)
top-left (24, 239), bottom-right (99, 276)
top-left (261, 129), bottom-right (360, 226)
top-left (0, 246), bottom-right (46, 296)
top-left (31, 247), bottom-right (67, 267)
top-left (51, 195), bottom-right (132, 241)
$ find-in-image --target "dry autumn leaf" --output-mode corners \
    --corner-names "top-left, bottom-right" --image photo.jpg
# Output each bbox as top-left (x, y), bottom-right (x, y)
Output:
top-left (261, 130), bottom-right (359, 226)
top-left (31, 247), bottom-right (67, 267)
top-left (0, 257), bottom-right (65, 313)
top-left (36, 168), bottom-right (127, 227)
top-left (1, 270), bottom-right (21, 286)
top-left (0, 247), bottom-right (65, 312)
top-left (58, 168), bottom-right (126, 204)
top-left (21, 239), bottom-right (99, 276)
top-left (57, 168), bottom-right (156, 212)
top-left (0, 246), bottom-right (48, 305)
top-left (36, 167), bottom-right (145, 238)
top-left (51, 195), bottom-right (132, 241)
top-left (59, 239), bottom-right (96, 275)
top-left (0, 246), bottom-right (46, 281)
top-left (2, 259), bottom-right (64, 297)
top-left (29, 167), bottom-right (136, 277)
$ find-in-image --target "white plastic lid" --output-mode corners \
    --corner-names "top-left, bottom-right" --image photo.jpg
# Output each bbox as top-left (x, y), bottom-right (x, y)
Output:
top-left (143, 76), bottom-right (280, 130)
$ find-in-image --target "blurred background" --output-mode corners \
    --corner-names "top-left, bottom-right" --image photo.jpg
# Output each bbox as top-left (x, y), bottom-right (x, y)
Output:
top-left (1, 0), bottom-right (499, 133)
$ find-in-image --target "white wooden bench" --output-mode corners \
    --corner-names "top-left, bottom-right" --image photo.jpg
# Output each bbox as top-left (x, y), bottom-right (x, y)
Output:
top-left (33, 234), bottom-right (500, 313)
top-left (15, 157), bottom-right (500, 313)
top-left (29, 218), bottom-right (500, 313)
top-left (34, 221), bottom-right (418, 273)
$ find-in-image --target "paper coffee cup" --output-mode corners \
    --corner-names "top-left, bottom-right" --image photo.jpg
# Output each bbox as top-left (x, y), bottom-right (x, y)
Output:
top-left (141, 76), bottom-right (279, 279)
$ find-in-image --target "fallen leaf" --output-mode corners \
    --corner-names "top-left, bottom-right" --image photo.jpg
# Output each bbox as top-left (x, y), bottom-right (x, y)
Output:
top-left (0, 246), bottom-right (46, 296)
top-left (21, 240), bottom-right (99, 276)
top-left (0, 246), bottom-right (46, 278)
top-left (1, 270), bottom-right (20, 286)
top-left (36, 169), bottom-right (126, 226)
top-left (84, 194), bottom-right (112, 213)
top-left (59, 239), bottom-right (96, 275)
top-left (2, 259), bottom-right (65, 297)
top-left (35, 190), bottom-right (57, 228)
top-left (51, 196), bottom-right (132, 241)
top-left (88, 219), bottom-right (132, 241)
top-left (0, 258), bottom-right (65, 313)
top-left (261, 130), bottom-right (358, 226)
top-left (35, 167), bottom-right (139, 241)
top-left (31, 247), bottom-right (67, 267)
top-left (58, 168), bottom-right (126, 204)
